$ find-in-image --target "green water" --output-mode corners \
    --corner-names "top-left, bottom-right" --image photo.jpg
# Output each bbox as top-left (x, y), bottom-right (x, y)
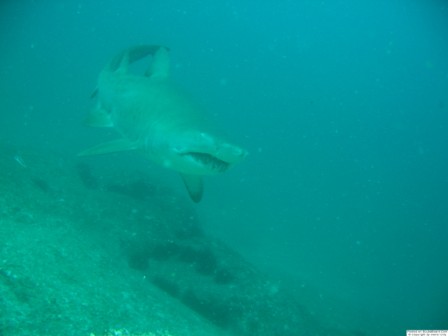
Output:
top-left (1, 1), bottom-right (447, 334)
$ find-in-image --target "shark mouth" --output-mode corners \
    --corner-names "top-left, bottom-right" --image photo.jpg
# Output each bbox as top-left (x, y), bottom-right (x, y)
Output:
top-left (183, 152), bottom-right (230, 172)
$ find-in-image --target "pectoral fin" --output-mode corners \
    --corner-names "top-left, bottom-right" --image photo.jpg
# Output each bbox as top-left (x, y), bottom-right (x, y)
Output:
top-left (78, 139), bottom-right (138, 157)
top-left (180, 174), bottom-right (203, 203)
top-left (145, 47), bottom-right (170, 79)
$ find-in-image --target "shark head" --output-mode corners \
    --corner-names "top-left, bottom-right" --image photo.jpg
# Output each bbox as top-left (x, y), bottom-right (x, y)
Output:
top-left (149, 130), bottom-right (247, 176)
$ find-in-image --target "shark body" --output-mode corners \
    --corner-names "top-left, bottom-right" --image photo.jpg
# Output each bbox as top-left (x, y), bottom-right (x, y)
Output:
top-left (79, 45), bottom-right (247, 202)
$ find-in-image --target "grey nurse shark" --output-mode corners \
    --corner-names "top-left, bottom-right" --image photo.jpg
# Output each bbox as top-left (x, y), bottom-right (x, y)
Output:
top-left (79, 45), bottom-right (247, 202)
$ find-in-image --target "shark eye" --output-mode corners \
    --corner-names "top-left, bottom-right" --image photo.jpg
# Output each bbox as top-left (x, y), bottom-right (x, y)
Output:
top-left (185, 152), bottom-right (229, 172)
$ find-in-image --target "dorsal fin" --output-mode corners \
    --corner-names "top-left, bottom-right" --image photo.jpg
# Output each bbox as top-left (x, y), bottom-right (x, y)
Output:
top-left (116, 51), bottom-right (130, 74)
top-left (106, 45), bottom-right (169, 75)
top-left (145, 47), bottom-right (170, 79)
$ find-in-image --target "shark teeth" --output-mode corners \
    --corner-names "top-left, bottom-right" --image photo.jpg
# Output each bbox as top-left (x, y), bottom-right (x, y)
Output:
top-left (184, 152), bottom-right (229, 172)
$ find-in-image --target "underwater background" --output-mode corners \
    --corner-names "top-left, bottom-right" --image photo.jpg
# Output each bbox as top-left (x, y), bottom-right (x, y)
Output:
top-left (1, 0), bottom-right (447, 335)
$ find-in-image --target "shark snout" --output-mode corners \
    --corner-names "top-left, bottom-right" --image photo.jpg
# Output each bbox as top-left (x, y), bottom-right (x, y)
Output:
top-left (214, 142), bottom-right (248, 164)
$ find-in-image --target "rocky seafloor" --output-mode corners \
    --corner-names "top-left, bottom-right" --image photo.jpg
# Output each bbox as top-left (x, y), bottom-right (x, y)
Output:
top-left (0, 143), bottom-right (365, 336)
